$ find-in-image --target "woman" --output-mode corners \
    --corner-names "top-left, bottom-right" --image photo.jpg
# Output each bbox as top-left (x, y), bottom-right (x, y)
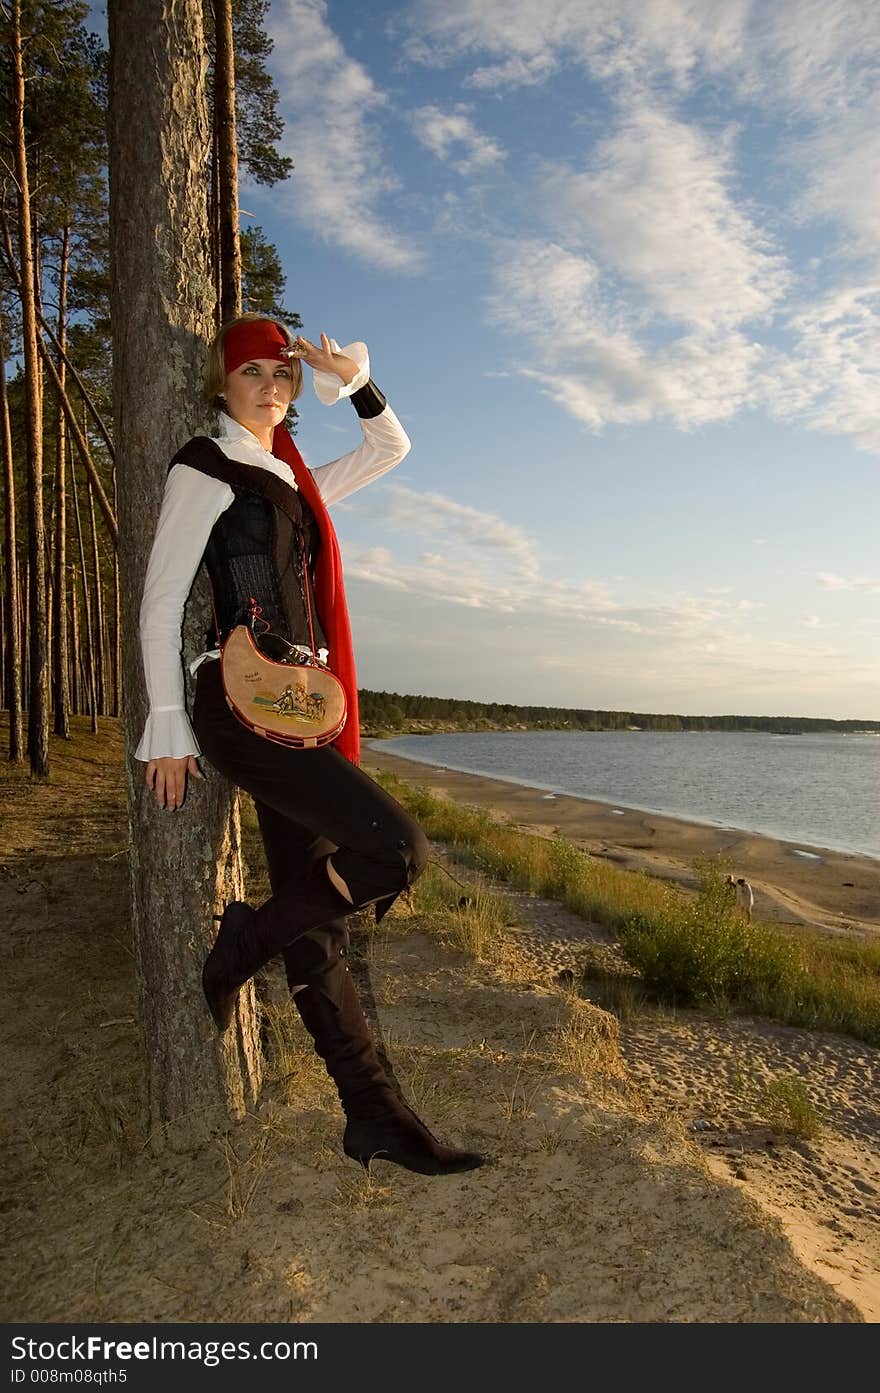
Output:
top-left (136, 312), bottom-right (483, 1178)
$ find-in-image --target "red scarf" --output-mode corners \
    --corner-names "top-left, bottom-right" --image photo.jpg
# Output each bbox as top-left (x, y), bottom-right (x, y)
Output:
top-left (270, 423), bottom-right (360, 765)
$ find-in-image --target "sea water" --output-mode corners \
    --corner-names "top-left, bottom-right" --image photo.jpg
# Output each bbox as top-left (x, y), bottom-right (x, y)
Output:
top-left (373, 730), bottom-right (880, 859)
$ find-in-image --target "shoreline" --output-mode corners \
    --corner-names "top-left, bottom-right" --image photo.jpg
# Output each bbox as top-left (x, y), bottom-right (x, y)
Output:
top-left (368, 739), bottom-right (877, 863)
top-left (362, 735), bottom-right (874, 863)
top-left (363, 745), bottom-right (880, 937)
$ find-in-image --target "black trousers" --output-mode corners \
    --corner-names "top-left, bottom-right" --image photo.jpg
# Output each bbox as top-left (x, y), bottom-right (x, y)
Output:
top-left (192, 659), bottom-right (427, 982)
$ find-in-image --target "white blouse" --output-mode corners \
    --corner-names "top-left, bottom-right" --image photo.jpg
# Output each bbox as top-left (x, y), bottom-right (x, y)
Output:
top-left (134, 342), bottom-right (410, 762)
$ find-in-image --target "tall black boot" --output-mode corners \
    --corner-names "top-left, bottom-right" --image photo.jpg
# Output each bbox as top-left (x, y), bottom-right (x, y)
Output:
top-left (293, 965), bottom-right (485, 1177)
top-left (203, 845), bottom-right (418, 1032)
top-left (203, 866), bottom-right (355, 1032)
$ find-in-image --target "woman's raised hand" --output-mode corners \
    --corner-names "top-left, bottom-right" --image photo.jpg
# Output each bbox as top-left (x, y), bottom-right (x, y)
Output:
top-left (145, 754), bottom-right (204, 811)
top-left (289, 332), bottom-right (359, 385)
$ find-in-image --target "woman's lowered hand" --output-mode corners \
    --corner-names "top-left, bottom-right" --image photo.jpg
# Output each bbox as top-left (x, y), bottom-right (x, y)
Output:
top-left (145, 754), bottom-right (204, 811)
top-left (289, 332), bottom-right (359, 385)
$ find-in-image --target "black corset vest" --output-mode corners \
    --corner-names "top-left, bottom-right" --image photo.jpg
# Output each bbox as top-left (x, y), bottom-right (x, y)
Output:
top-left (168, 436), bottom-right (328, 653)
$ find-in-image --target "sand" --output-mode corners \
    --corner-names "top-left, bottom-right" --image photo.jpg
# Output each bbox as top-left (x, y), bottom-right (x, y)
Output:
top-left (462, 865), bottom-right (880, 1321)
top-left (2, 718), bottom-right (877, 1324)
top-left (363, 744), bottom-right (880, 937)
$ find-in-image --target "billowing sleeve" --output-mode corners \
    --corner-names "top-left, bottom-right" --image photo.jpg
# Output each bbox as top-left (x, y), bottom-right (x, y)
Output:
top-left (134, 462), bottom-right (234, 762)
top-left (309, 341), bottom-right (411, 506)
top-left (311, 340), bottom-right (370, 405)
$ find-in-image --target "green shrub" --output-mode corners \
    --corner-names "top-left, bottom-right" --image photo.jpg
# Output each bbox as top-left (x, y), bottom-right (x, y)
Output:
top-left (374, 769), bottom-right (880, 1045)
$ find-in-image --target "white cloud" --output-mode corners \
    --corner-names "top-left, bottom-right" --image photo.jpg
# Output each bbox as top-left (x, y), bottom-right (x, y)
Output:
top-left (818, 572), bottom-right (880, 594)
top-left (795, 107), bottom-right (880, 263)
top-left (474, 94), bottom-right (793, 432)
top-left (384, 485), bottom-right (540, 578)
top-left (266, 0), bottom-right (421, 271)
top-left (405, 0), bottom-right (880, 114)
top-left (347, 486), bottom-right (781, 649)
top-left (402, 3), bottom-right (880, 452)
top-left (403, 0), bottom-right (751, 92)
top-left (767, 284), bottom-right (880, 452)
top-left (358, 546), bottom-right (393, 566)
top-left (744, 2), bottom-right (880, 117)
top-left (486, 237), bottom-right (766, 430)
top-left (466, 52), bottom-right (558, 90)
top-left (543, 109), bottom-right (789, 331)
top-left (411, 104), bottom-right (505, 175)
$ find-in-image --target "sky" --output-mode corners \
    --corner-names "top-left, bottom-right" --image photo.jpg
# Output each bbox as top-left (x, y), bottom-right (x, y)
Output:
top-left (110, 1), bottom-right (880, 718)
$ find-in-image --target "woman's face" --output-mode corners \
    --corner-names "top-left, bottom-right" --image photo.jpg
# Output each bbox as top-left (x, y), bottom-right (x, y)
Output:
top-left (222, 357), bottom-right (295, 439)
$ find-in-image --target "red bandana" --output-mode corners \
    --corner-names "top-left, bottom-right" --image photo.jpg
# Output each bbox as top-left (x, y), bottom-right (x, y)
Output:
top-left (224, 320), bottom-right (290, 374)
top-left (270, 423), bottom-right (360, 766)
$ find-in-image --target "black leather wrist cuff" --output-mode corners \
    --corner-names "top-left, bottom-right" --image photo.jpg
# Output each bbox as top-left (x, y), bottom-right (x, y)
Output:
top-left (349, 379), bottom-right (387, 419)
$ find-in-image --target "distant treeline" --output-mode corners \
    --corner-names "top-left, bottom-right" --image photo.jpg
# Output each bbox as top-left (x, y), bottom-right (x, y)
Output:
top-left (358, 689), bottom-right (880, 736)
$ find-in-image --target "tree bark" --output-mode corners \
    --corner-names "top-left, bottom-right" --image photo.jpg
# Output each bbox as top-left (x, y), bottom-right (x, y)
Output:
top-left (11, 0), bottom-right (49, 777)
top-left (20, 554), bottom-right (29, 700)
top-left (111, 462), bottom-right (121, 717)
top-left (69, 568), bottom-right (80, 716)
top-left (112, 549), bottom-right (121, 717)
top-left (87, 479), bottom-right (107, 716)
top-left (210, 122), bottom-right (222, 328)
top-left (213, 0), bottom-right (241, 323)
top-left (69, 450), bottom-right (97, 732)
top-left (108, 0), bottom-right (259, 1150)
top-left (53, 226), bottom-right (71, 737)
top-left (0, 305), bottom-right (23, 759)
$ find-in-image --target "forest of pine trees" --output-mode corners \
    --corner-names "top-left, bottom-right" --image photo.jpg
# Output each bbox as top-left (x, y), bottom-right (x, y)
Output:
top-left (359, 689), bottom-right (880, 737)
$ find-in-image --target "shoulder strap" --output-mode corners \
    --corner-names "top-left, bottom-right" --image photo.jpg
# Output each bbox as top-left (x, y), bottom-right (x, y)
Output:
top-left (170, 436), bottom-right (304, 529)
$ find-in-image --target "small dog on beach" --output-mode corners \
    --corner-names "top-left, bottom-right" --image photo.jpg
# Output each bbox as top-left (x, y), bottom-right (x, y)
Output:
top-left (726, 874), bottom-right (754, 922)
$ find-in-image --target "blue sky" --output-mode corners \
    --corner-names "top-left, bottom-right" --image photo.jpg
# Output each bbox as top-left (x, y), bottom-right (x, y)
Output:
top-left (110, 1), bottom-right (880, 717)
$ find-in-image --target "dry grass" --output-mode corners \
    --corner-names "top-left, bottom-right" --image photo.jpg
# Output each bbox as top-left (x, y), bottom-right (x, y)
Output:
top-left (411, 860), bottom-right (513, 965)
top-left (536, 1125), bottom-right (567, 1155)
top-left (219, 1128), bottom-right (272, 1221)
top-left (376, 769), bottom-right (880, 1047)
top-left (331, 1170), bottom-right (397, 1210)
top-left (549, 997), bottom-right (622, 1079)
top-left (496, 1063), bottom-right (542, 1122)
top-left (260, 997), bottom-right (338, 1113)
top-left (760, 1076), bottom-right (824, 1141)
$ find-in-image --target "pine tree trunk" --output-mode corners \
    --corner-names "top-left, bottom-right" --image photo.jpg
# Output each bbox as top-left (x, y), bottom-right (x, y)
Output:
top-left (69, 452), bottom-right (98, 732)
top-left (53, 227), bottom-right (72, 737)
top-left (87, 480), bottom-right (107, 716)
top-left (69, 571), bottom-right (80, 716)
top-left (210, 137), bottom-right (221, 327)
top-left (108, 0), bottom-right (259, 1149)
top-left (11, 0), bottom-right (49, 777)
top-left (112, 549), bottom-right (121, 717)
top-left (0, 307), bottom-right (24, 759)
top-left (111, 465), bottom-right (121, 717)
top-left (20, 555), bottom-right (29, 700)
top-left (213, 0), bottom-right (242, 323)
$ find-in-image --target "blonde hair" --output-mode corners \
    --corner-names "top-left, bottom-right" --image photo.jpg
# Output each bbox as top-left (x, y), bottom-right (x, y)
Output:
top-left (204, 311), bottom-right (304, 407)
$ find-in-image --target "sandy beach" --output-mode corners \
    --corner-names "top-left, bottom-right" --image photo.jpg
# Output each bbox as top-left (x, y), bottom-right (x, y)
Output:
top-left (2, 718), bottom-right (877, 1323)
top-left (364, 743), bottom-right (880, 937)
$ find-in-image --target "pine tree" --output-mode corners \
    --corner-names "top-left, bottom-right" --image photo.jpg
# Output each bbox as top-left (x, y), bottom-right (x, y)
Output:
top-left (108, 0), bottom-right (261, 1148)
